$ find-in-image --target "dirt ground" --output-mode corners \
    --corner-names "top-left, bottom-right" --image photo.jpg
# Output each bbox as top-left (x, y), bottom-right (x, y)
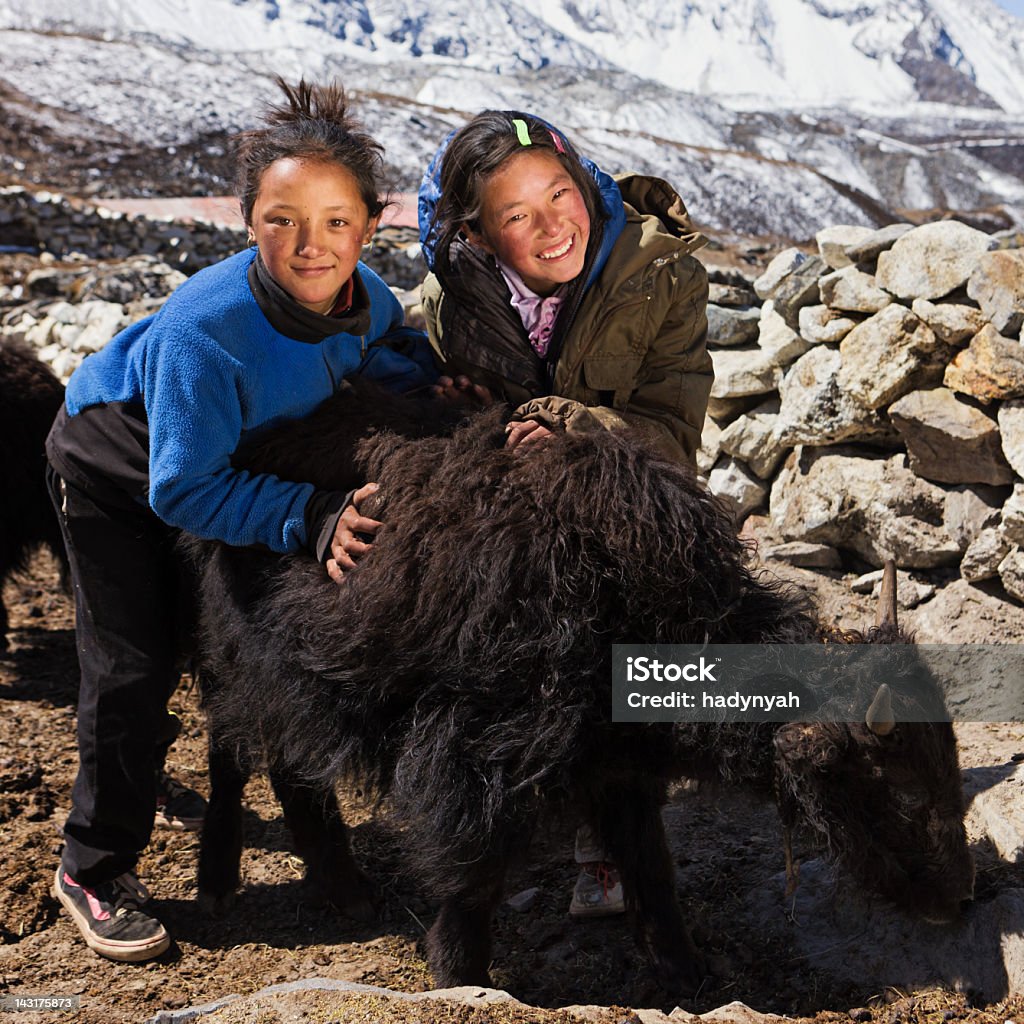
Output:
top-left (2, 536), bottom-right (1024, 1024)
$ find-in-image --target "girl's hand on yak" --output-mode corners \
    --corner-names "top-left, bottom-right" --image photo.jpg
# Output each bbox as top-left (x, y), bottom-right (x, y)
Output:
top-left (327, 482), bottom-right (382, 584)
top-left (432, 374), bottom-right (494, 409)
top-left (505, 419), bottom-right (553, 449)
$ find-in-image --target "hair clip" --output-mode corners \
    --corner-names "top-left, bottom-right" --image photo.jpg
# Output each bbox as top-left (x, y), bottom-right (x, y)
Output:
top-left (549, 130), bottom-right (566, 154)
top-left (512, 118), bottom-right (532, 147)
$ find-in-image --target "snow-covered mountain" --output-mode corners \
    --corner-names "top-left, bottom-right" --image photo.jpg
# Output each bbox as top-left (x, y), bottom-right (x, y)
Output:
top-left (1, 0), bottom-right (1023, 238)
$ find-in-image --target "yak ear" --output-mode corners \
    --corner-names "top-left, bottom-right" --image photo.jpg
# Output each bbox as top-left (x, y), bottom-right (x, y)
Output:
top-left (865, 683), bottom-right (896, 737)
top-left (774, 722), bottom-right (843, 771)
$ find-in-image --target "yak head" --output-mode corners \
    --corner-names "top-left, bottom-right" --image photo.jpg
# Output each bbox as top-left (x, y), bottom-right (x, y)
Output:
top-left (772, 567), bottom-right (974, 924)
top-left (773, 694), bottom-right (974, 924)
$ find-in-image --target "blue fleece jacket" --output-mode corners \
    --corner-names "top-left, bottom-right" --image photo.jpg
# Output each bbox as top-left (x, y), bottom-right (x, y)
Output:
top-left (63, 248), bottom-right (435, 553)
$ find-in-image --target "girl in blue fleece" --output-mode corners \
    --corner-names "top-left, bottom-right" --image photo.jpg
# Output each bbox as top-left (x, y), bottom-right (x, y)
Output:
top-left (46, 79), bottom-right (436, 963)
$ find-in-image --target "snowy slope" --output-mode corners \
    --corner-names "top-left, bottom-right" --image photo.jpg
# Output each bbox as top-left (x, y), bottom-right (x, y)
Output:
top-left (519, 0), bottom-right (1024, 112)
top-left (1, 0), bottom-right (1022, 236)
top-left (2, 0), bottom-right (1023, 110)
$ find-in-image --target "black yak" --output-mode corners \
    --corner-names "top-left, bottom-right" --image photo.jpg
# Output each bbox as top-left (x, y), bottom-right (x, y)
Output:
top-left (0, 339), bottom-right (67, 648)
top-left (185, 379), bottom-right (973, 996)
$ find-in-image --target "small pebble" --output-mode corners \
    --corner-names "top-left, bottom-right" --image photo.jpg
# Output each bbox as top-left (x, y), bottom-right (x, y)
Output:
top-left (849, 1009), bottom-right (873, 1022)
top-left (506, 887), bottom-right (539, 913)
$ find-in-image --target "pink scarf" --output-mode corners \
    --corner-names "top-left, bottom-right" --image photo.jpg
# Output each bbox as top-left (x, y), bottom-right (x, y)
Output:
top-left (496, 259), bottom-right (565, 358)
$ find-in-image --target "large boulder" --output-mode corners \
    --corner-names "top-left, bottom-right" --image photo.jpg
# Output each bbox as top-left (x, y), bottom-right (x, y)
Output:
top-left (771, 255), bottom-right (826, 328)
top-left (698, 414), bottom-right (723, 477)
top-left (707, 457), bottom-right (769, 519)
top-left (997, 399), bottom-right (1024, 478)
top-left (770, 446), bottom-right (962, 568)
top-left (910, 298), bottom-right (988, 346)
top-left (961, 527), bottom-right (1012, 582)
top-left (1002, 484), bottom-right (1024, 545)
top-left (815, 224), bottom-right (875, 270)
top-left (887, 387), bottom-right (1013, 486)
top-left (944, 324), bottom-right (1024, 404)
top-left (707, 303), bottom-right (761, 347)
top-left (838, 304), bottom-right (948, 409)
top-left (876, 221), bottom-right (995, 300)
top-left (775, 346), bottom-right (895, 447)
top-left (818, 265), bottom-right (892, 314)
top-left (757, 302), bottom-right (810, 366)
top-left (753, 247), bottom-right (806, 300)
top-left (844, 222), bottom-right (914, 265)
top-left (798, 304), bottom-right (859, 344)
top-left (967, 249), bottom-right (1024, 337)
top-left (943, 484), bottom-right (1006, 550)
top-left (718, 398), bottom-right (789, 479)
top-left (999, 547), bottom-right (1024, 603)
top-left (709, 348), bottom-right (782, 402)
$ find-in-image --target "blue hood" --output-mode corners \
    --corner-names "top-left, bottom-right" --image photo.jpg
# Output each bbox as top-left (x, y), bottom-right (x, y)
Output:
top-left (417, 120), bottom-right (626, 295)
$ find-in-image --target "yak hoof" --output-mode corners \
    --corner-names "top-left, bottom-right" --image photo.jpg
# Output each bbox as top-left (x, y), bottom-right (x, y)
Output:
top-left (647, 930), bottom-right (708, 998)
top-left (653, 951), bottom-right (707, 998)
top-left (196, 888), bottom-right (236, 917)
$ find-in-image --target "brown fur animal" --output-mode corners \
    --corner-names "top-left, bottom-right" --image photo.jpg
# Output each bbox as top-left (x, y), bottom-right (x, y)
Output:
top-left (185, 379), bottom-right (973, 997)
top-left (0, 339), bottom-right (66, 648)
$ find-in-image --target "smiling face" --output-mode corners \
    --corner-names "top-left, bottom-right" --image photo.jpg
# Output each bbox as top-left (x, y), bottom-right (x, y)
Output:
top-left (249, 157), bottom-right (379, 315)
top-left (468, 149), bottom-right (591, 298)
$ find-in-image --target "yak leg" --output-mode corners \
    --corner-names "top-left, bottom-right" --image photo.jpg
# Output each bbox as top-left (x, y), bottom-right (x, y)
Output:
top-left (197, 730), bottom-right (250, 915)
top-left (268, 770), bottom-right (375, 922)
top-left (594, 778), bottom-right (706, 996)
top-left (425, 862), bottom-right (507, 988)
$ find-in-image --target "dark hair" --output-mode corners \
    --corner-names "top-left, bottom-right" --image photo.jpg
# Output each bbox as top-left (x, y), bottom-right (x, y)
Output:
top-left (430, 110), bottom-right (605, 283)
top-left (233, 77), bottom-right (389, 226)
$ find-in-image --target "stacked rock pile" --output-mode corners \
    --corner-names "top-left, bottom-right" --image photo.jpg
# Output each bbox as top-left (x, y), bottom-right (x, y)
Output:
top-left (0, 252), bottom-right (188, 380)
top-left (0, 186), bottom-right (426, 288)
top-left (0, 185), bottom-right (245, 274)
top-left (701, 220), bottom-right (1024, 603)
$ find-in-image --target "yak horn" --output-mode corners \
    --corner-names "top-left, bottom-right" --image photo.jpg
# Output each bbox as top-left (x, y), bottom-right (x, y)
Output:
top-left (875, 559), bottom-right (898, 628)
top-left (866, 683), bottom-right (895, 736)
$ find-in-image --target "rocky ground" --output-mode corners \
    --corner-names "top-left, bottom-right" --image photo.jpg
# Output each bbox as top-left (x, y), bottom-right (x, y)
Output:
top-left (2, 525), bottom-right (1024, 1024)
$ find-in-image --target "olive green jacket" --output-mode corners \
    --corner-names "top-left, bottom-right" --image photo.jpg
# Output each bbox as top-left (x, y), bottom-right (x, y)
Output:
top-left (420, 173), bottom-right (713, 466)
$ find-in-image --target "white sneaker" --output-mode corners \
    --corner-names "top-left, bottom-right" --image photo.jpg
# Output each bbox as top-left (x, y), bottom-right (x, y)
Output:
top-left (568, 861), bottom-right (625, 917)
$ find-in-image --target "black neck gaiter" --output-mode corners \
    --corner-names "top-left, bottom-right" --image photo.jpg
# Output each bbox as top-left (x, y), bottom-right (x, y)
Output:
top-left (247, 250), bottom-right (372, 344)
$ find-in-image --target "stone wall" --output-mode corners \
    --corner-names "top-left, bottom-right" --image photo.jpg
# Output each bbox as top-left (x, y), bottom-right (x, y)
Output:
top-left (0, 186), bottom-right (426, 288)
top-left (700, 220), bottom-right (1024, 603)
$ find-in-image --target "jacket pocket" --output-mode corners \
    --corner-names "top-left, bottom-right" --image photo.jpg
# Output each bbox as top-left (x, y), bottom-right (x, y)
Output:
top-left (583, 355), bottom-right (644, 411)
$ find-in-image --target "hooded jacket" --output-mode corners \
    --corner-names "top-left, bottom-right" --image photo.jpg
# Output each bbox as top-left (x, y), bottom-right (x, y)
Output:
top-left (418, 144), bottom-right (713, 465)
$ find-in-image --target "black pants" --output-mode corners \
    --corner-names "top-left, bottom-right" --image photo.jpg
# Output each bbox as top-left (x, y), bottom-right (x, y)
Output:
top-left (47, 465), bottom-right (182, 886)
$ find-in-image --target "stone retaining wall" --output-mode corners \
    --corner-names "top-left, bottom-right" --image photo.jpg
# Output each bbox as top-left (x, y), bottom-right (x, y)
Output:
top-left (0, 185), bottom-right (426, 288)
top-left (700, 219), bottom-right (1024, 604)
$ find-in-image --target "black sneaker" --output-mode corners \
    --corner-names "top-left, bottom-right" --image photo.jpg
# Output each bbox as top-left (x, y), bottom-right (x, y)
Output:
top-left (53, 867), bottom-right (170, 962)
top-left (154, 770), bottom-right (207, 832)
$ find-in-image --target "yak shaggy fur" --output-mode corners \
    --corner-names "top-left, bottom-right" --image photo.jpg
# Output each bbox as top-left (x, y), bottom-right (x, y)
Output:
top-left (0, 339), bottom-right (66, 647)
top-left (186, 379), bottom-right (972, 996)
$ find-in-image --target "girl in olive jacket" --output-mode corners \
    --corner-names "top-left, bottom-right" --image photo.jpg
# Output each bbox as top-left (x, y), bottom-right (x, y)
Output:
top-left (417, 110), bottom-right (712, 465)
top-left (415, 110), bottom-right (713, 917)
